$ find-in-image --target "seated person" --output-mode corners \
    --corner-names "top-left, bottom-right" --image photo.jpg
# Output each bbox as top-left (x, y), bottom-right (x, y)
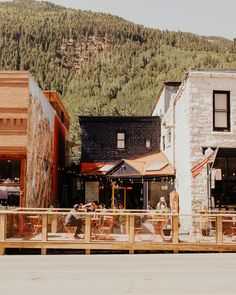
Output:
top-left (65, 204), bottom-right (83, 239)
top-left (156, 197), bottom-right (168, 211)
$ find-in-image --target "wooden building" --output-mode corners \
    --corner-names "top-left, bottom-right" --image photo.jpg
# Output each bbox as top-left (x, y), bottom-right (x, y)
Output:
top-left (0, 71), bottom-right (70, 207)
top-left (78, 116), bottom-right (175, 208)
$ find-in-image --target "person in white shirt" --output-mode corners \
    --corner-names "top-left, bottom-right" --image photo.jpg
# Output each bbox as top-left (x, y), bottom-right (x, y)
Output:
top-left (156, 197), bottom-right (168, 210)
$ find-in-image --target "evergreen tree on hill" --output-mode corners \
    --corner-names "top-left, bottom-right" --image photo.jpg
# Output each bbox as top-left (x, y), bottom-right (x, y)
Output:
top-left (0, 0), bottom-right (236, 147)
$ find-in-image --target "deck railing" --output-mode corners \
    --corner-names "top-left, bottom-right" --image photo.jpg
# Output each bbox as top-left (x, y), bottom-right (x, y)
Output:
top-left (1, 208), bottom-right (236, 255)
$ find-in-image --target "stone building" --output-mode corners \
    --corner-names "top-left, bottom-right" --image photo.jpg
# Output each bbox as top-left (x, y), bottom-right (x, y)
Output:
top-left (152, 70), bottom-right (236, 214)
top-left (0, 71), bottom-right (70, 207)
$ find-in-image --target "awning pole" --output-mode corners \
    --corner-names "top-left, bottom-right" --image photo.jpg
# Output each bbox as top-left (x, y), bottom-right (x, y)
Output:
top-left (111, 185), bottom-right (115, 209)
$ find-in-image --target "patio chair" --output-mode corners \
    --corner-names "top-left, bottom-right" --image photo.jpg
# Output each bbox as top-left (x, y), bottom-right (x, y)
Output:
top-left (59, 214), bottom-right (85, 239)
top-left (97, 216), bottom-right (114, 240)
top-left (134, 216), bottom-right (143, 241)
top-left (13, 215), bottom-right (32, 237)
top-left (222, 217), bottom-right (233, 235)
top-left (64, 226), bottom-right (77, 238)
top-left (31, 216), bottom-right (42, 236)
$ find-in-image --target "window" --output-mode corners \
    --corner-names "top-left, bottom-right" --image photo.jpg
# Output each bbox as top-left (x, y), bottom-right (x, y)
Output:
top-left (162, 135), bottom-right (165, 151)
top-left (167, 130), bottom-right (171, 144)
top-left (117, 132), bottom-right (125, 149)
top-left (146, 139), bottom-right (151, 148)
top-left (213, 91), bottom-right (230, 131)
top-left (0, 160), bottom-right (21, 184)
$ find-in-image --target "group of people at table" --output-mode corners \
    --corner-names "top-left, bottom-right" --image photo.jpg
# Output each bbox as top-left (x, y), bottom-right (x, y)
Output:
top-left (64, 201), bottom-right (102, 239)
top-left (65, 197), bottom-right (170, 240)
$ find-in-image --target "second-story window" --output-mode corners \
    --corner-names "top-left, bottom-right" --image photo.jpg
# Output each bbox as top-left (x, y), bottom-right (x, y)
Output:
top-left (146, 139), bottom-right (151, 148)
top-left (162, 135), bottom-right (165, 151)
top-left (213, 91), bottom-right (230, 132)
top-left (167, 130), bottom-right (171, 144)
top-left (117, 132), bottom-right (125, 149)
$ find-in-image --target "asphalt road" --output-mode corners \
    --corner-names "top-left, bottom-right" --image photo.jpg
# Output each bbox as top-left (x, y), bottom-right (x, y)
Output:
top-left (0, 253), bottom-right (236, 295)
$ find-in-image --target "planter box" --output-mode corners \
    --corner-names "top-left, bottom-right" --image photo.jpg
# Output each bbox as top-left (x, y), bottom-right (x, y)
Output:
top-left (163, 228), bottom-right (172, 236)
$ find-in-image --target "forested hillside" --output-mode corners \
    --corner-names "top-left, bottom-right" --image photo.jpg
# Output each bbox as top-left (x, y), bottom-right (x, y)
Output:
top-left (0, 0), bottom-right (236, 146)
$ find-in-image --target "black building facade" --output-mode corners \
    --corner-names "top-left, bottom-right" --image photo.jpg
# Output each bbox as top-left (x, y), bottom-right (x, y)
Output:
top-left (79, 116), bottom-right (161, 162)
top-left (75, 116), bottom-right (174, 210)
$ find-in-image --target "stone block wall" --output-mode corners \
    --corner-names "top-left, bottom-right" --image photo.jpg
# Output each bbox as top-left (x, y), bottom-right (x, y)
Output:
top-left (186, 72), bottom-right (236, 212)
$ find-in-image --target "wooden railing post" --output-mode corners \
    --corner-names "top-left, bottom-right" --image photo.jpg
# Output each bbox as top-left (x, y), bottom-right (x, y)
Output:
top-left (129, 215), bottom-right (135, 254)
top-left (172, 215), bottom-right (179, 244)
top-left (42, 214), bottom-right (48, 241)
top-left (85, 215), bottom-right (91, 243)
top-left (0, 212), bottom-right (7, 255)
top-left (216, 216), bottom-right (223, 244)
top-left (85, 215), bottom-right (91, 254)
top-left (41, 214), bottom-right (48, 255)
top-left (126, 213), bottom-right (130, 234)
top-left (51, 214), bottom-right (57, 233)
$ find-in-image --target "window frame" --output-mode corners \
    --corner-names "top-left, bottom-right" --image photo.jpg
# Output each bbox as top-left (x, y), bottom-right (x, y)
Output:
top-left (117, 132), bottom-right (126, 149)
top-left (162, 135), bottom-right (165, 151)
top-left (145, 139), bottom-right (151, 149)
top-left (213, 90), bottom-right (230, 132)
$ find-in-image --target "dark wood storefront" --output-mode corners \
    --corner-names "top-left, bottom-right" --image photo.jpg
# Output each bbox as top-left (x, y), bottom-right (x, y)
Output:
top-left (211, 148), bottom-right (236, 209)
top-left (0, 152), bottom-right (26, 207)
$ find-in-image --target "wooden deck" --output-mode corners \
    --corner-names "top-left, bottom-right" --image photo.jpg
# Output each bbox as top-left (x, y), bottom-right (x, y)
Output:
top-left (1, 208), bottom-right (236, 255)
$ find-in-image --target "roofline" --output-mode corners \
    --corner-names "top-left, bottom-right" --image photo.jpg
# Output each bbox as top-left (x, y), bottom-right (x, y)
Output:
top-left (106, 159), bottom-right (140, 176)
top-left (79, 116), bottom-right (160, 123)
top-left (43, 90), bottom-right (70, 124)
top-left (187, 68), bottom-right (236, 74)
top-left (109, 173), bottom-right (175, 178)
top-left (150, 81), bottom-right (181, 115)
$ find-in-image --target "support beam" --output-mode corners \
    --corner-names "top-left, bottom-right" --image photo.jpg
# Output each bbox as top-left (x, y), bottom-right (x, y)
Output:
top-left (51, 214), bottom-right (58, 233)
top-left (85, 215), bottom-right (91, 243)
top-left (143, 181), bottom-right (148, 209)
top-left (42, 214), bottom-right (48, 242)
top-left (0, 213), bottom-right (6, 255)
top-left (0, 213), bottom-right (7, 241)
top-left (41, 248), bottom-right (47, 255)
top-left (129, 215), bottom-right (135, 245)
top-left (216, 216), bottom-right (223, 244)
top-left (172, 215), bottom-right (179, 244)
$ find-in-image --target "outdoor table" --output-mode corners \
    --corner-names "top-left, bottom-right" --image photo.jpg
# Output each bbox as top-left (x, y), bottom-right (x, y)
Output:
top-left (147, 217), bottom-right (167, 241)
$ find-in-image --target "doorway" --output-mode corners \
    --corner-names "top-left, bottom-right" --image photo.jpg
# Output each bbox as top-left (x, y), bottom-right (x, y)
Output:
top-left (112, 186), bottom-right (126, 208)
top-left (111, 183), bottom-right (143, 209)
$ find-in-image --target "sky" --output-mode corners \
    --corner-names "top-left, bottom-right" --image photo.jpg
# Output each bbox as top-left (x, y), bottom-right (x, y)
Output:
top-left (44, 0), bottom-right (236, 40)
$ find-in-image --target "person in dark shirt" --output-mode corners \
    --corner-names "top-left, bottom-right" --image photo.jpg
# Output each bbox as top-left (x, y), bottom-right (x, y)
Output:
top-left (65, 204), bottom-right (83, 239)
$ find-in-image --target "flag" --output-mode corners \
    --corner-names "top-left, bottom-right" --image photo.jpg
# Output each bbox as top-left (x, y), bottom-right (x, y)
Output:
top-left (191, 148), bottom-right (218, 178)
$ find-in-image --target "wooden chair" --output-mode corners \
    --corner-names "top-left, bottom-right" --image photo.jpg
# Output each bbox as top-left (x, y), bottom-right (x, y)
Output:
top-left (97, 216), bottom-right (114, 240)
top-left (14, 215), bottom-right (32, 237)
top-left (64, 226), bottom-right (77, 238)
top-left (59, 214), bottom-right (84, 239)
top-left (222, 217), bottom-right (233, 235)
top-left (31, 216), bottom-right (42, 236)
top-left (134, 216), bottom-right (143, 241)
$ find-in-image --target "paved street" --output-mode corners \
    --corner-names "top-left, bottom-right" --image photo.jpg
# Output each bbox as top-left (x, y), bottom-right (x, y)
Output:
top-left (0, 253), bottom-right (236, 295)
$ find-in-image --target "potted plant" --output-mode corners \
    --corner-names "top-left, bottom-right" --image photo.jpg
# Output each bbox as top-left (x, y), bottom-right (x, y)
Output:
top-left (163, 227), bottom-right (172, 236)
